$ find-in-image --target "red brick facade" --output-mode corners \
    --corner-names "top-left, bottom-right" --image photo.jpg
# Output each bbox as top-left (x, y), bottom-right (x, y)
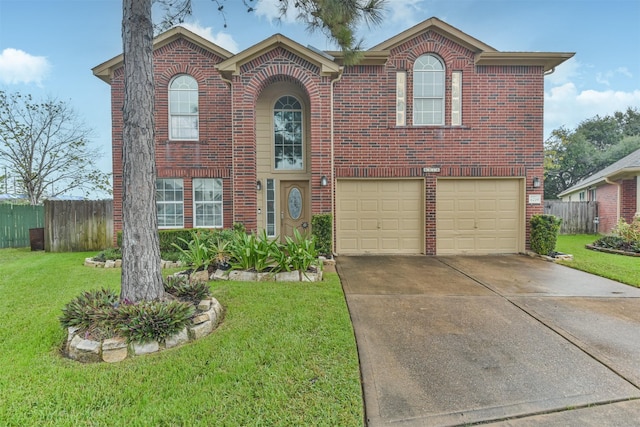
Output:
top-left (95, 18), bottom-right (572, 254)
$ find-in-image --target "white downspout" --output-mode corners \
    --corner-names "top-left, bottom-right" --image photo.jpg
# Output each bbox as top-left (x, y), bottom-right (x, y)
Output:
top-left (330, 68), bottom-right (343, 256)
top-left (219, 73), bottom-right (235, 224)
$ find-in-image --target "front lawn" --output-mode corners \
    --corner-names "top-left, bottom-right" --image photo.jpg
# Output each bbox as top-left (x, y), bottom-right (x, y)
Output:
top-left (0, 248), bottom-right (363, 426)
top-left (555, 234), bottom-right (640, 287)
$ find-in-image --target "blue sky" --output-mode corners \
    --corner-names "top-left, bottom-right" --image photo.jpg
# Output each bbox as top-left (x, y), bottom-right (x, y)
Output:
top-left (1, 0), bottom-right (639, 192)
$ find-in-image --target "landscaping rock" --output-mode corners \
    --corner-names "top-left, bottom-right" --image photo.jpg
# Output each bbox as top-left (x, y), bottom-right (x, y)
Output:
top-left (102, 337), bottom-right (128, 363)
top-left (165, 328), bottom-right (189, 349)
top-left (192, 313), bottom-right (211, 325)
top-left (190, 270), bottom-right (210, 284)
top-left (131, 340), bottom-right (160, 356)
top-left (68, 335), bottom-right (101, 363)
top-left (197, 299), bottom-right (211, 311)
top-left (189, 320), bottom-right (213, 340)
top-left (212, 269), bottom-right (229, 281)
top-left (105, 260), bottom-right (116, 268)
top-left (301, 271), bottom-right (323, 282)
top-left (256, 272), bottom-right (275, 281)
top-left (229, 270), bottom-right (258, 281)
top-left (276, 271), bottom-right (300, 282)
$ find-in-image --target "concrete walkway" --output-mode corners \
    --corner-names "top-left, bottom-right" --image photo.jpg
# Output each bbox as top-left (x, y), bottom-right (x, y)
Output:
top-left (337, 255), bottom-right (640, 426)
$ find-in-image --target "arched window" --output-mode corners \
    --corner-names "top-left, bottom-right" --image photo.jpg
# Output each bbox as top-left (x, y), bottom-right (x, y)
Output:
top-left (169, 75), bottom-right (198, 140)
top-left (413, 54), bottom-right (444, 125)
top-left (273, 95), bottom-right (303, 170)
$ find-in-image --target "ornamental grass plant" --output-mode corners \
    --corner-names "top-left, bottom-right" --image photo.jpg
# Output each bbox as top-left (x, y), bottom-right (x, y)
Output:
top-left (0, 248), bottom-right (363, 426)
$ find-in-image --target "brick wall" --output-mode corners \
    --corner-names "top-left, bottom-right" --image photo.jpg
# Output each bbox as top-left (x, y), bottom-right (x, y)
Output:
top-left (333, 30), bottom-right (544, 253)
top-left (621, 178), bottom-right (638, 224)
top-left (596, 183), bottom-right (619, 233)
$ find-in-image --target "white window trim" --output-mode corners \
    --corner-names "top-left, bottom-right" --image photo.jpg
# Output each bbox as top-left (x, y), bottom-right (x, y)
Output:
top-left (413, 54), bottom-right (445, 126)
top-left (169, 75), bottom-right (199, 141)
top-left (193, 178), bottom-right (223, 228)
top-left (451, 71), bottom-right (462, 126)
top-left (157, 178), bottom-right (184, 229)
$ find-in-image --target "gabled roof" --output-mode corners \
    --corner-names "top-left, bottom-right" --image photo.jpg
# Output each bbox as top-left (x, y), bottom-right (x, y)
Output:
top-left (215, 33), bottom-right (342, 78)
top-left (370, 17), bottom-right (497, 53)
top-left (92, 26), bottom-right (235, 84)
top-left (368, 16), bottom-right (573, 72)
top-left (558, 148), bottom-right (640, 197)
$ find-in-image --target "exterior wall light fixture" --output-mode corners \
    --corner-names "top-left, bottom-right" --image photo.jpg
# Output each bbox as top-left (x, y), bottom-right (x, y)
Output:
top-left (320, 175), bottom-right (328, 187)
top-left (532, 176), bottom-right (541, 188)
top-left (256, 180), bottom-right (262, 191)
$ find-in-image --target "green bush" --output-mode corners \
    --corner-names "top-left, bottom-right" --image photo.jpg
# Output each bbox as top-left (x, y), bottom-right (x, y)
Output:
top-left (530, 214), bottom-right (562, 256)
top-left (59, 288), bottom-right (120, 339)
top-left (117, 300), bottom-right (195, 343)
top-left (164, 275), bottom-right (211, 304)
top-left (92, 247), bottom-right (122, 262)
top-left (283, 228), bottom-right (322, 273)
top-left (312, 214), bottom-right (332, 256)
top-left (172, 230), bottom-right (213, 271)
top-left (59, 278), bottom-right (211, 344)
top-left (612, 217), bottom-right (640, 243)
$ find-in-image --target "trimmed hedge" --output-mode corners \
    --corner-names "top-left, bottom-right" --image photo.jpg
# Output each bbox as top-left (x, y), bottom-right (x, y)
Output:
top-left (312, 213), bottom-right (332, 257)
top-left (117, 229), bottom-right (202, 253)
top-left (530, 214), bottom-right (562, 256)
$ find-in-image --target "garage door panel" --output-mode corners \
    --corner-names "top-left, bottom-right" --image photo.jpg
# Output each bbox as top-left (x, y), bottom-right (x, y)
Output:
top-left (437, 179), bottom-right (522, 255)
top-left (337, 179), bottom-right (424, 254)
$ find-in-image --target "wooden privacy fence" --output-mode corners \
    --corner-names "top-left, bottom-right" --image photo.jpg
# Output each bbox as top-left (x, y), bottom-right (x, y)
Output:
top-left (45, 200), bottom-right (113, 252)
top-left (0, 204), bottom-right (45, 248)
top-left (544, 200), bottom-right (599, 234)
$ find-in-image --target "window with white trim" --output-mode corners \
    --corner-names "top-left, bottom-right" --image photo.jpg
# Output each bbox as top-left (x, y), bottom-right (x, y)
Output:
top-left (266, 179), bottom-right (276, 237)
top-left (157, 178), bottom-right (184, 228)
top-left (169, 75), bottom-right (199, 140)
top-left (413, 54), bottom-right (445, 126)
top-left (193, 178), bottom-right (223, 228)
top-left (274, 96), bottom-right (303, 170)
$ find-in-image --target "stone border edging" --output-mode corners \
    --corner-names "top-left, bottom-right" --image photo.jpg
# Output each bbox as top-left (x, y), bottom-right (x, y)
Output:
top-left (64, 297), bottom-right (223, 363)
top-left (585, 244), bottom-right (640, 257)
top-left (84, 258), bottom-right (183, 269)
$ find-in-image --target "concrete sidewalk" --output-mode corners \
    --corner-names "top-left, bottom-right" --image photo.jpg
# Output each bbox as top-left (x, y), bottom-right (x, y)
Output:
top-left (337, 255), bottom-right (640, 426)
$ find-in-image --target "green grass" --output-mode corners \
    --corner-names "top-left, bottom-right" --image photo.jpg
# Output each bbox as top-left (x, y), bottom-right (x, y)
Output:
top-left (0, 248), bottom-right (363, 426)
top-left (555, 234), bottom-right (640, 287)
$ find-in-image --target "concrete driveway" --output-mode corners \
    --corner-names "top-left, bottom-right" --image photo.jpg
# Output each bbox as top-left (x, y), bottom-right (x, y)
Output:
top-left (337, 255), bottom-right (640, 426)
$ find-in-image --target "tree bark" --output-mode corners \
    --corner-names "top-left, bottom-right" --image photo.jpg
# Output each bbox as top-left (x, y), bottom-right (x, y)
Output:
top-left (120, 0), bottom-right (164, 302)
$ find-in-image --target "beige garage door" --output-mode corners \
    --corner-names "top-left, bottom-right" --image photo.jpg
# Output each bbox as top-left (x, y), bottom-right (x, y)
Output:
top-left (436, 179), bottom-right (523, 255)
top-left (337, 179), bottom-right (424, 254)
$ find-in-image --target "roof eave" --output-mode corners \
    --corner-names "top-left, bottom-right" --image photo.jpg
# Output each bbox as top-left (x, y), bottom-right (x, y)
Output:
top-left (558, 167), bottom-right (640, 197)
top-left (324, 50), bottom-right (390, 66)
top-left (369, 16), bottom-right (497, 53)
top-left (475, 52), bottom-right (575, 72)
top-left (216, 34), bottom-right (342, 78)
top-left (92, 26), bottom-right (235, 85)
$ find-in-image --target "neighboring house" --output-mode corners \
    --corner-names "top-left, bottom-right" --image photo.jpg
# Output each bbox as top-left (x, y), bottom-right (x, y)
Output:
top-left (558, 148), bottom-right (640, 233)
top-left (93, 17), bottom-right (572, 255)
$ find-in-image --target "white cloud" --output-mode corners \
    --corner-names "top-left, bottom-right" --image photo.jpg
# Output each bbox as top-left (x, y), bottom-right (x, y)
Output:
top-left (178, 22), bottom-right (239, 53)
top-left (0, 48), bottom-right (50, 85)
top-left (254, 0), bottom-right (298, 24)
top-left (384, 0), bottom-right (425, 25)
top-left (545, 57), bottom-right (581, 86)
top-left (544, 82), bottom-right (640, 137)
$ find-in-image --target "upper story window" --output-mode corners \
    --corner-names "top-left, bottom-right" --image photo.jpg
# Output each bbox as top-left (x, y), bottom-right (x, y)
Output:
top-left (413, 54), bottom-right (445, 126)
top-left (169, 75), bottom-right (199, 140)
top-left (274, 95), bottom-right (303, 170)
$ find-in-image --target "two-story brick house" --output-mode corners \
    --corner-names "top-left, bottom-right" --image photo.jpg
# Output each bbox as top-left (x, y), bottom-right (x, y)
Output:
top-left (93, 17), bottom-right (573, 255)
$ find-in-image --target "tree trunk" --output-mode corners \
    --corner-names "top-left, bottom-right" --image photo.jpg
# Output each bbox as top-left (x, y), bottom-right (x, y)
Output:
top-left (120, 0), bottom-right (164, 302)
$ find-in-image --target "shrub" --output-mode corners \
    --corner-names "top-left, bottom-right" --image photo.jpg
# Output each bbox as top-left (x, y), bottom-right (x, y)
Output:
top-left (164, 275), bottom-right (211, 304)
top-left (172, 230), bottom-right (212, 271)
top-left (593, 235), bottom-right (625, 249)
top-left (60, 288), bottom-right (120, 339)
top-left (92, 247), bottom-right (122, 262)
top-left (282, 229), bottom-right (322, 273)
top-left (117, 300), bottom-right (195, 343)
top-left (611, 217), bottom-right (640, 243)
top-left (312, 214), bottom-right (332, 256)
top-left (530, 214), bottom-right (562, 256)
